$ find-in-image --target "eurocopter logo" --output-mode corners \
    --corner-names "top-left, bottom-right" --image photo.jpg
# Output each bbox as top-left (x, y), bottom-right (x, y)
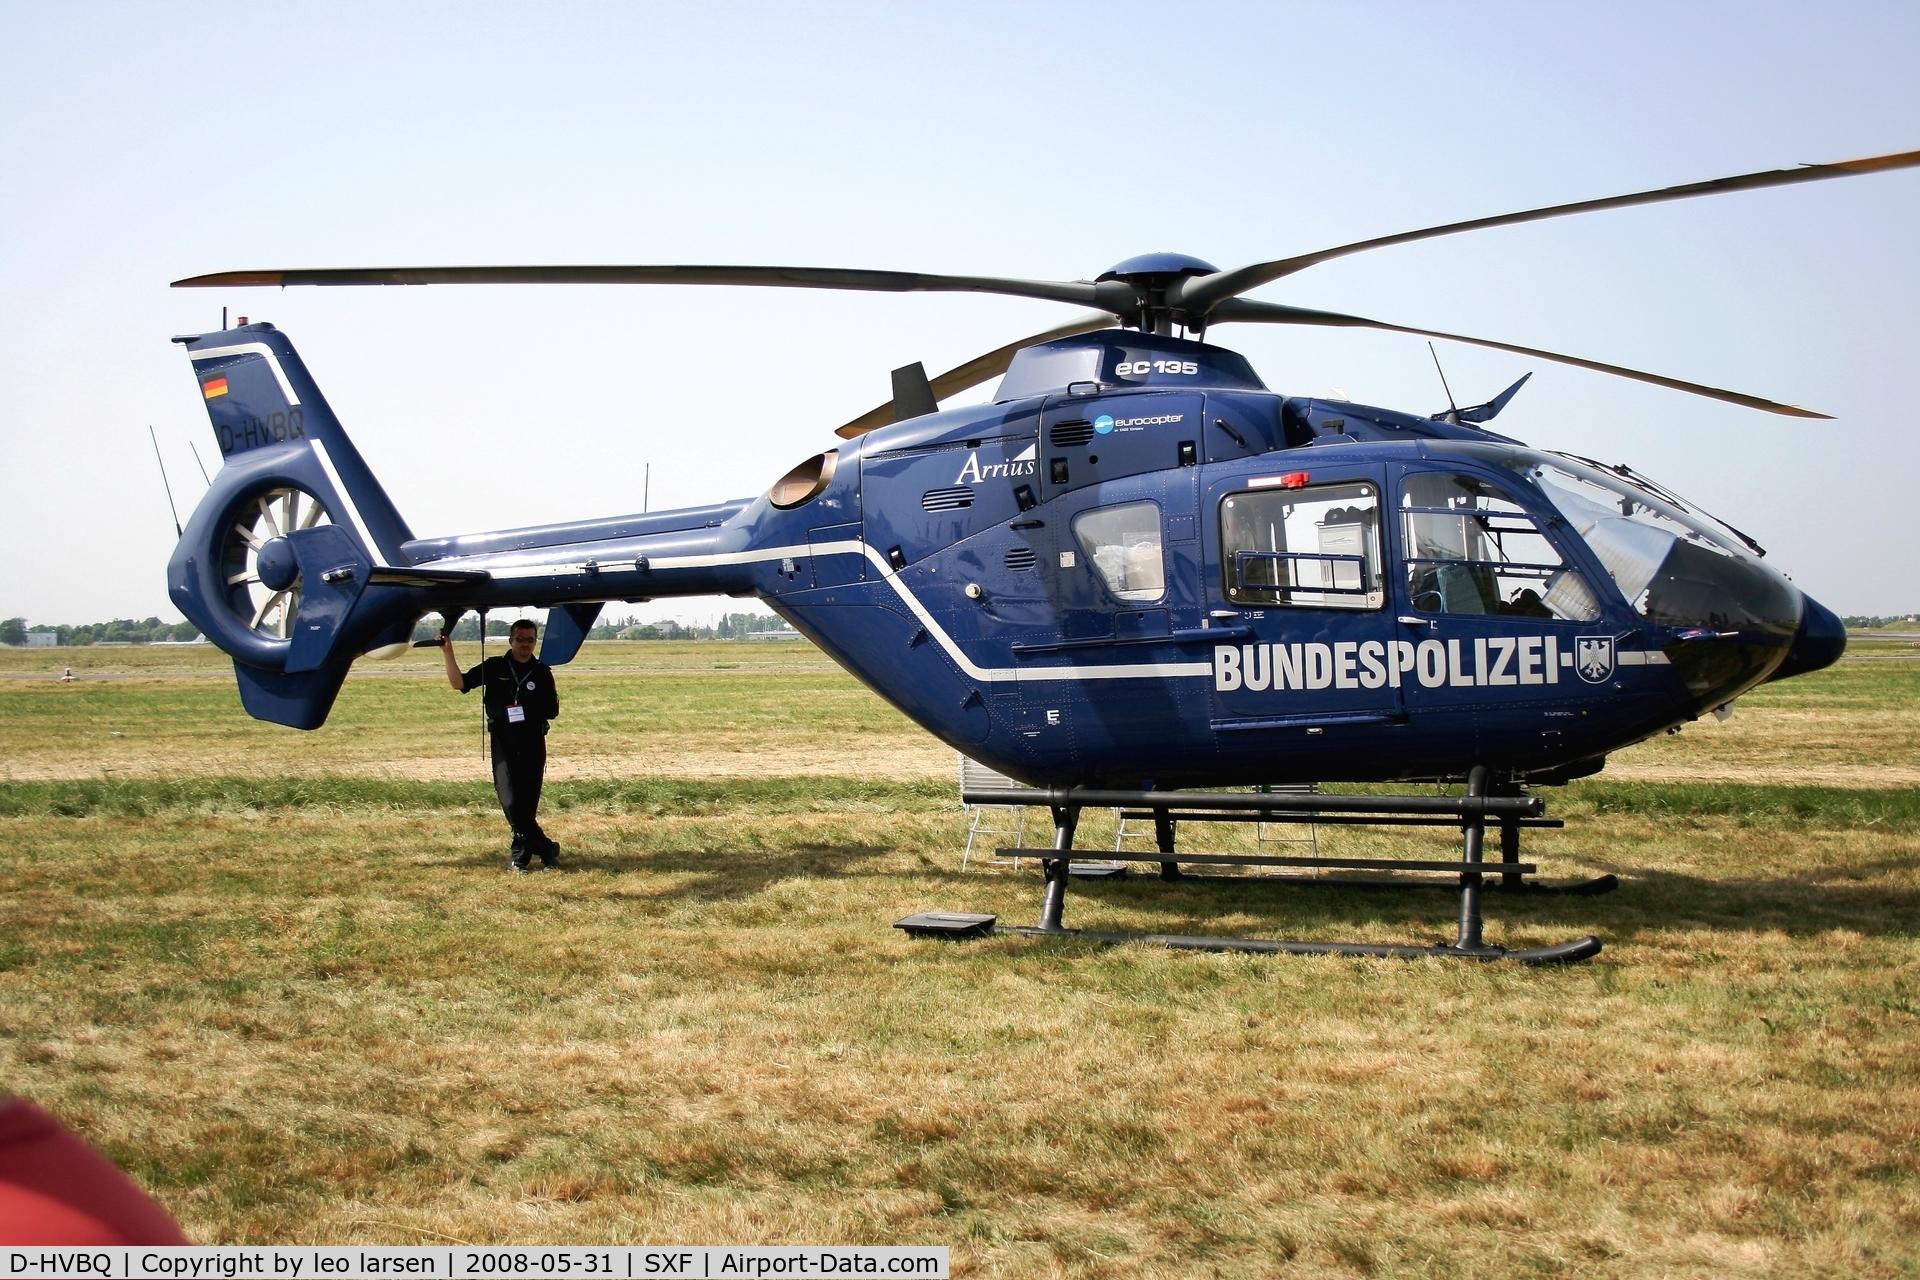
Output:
top-left (955, 443), bottom-right (1037, 484)
top-left (1575, 636), bottom-right (1615, 683)
top-left (1096, 413), bottom-right (1184, 434)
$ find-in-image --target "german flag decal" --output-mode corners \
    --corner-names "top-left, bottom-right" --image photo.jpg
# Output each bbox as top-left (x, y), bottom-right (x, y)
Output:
top-left (201, 375), bottom-right (229, 399)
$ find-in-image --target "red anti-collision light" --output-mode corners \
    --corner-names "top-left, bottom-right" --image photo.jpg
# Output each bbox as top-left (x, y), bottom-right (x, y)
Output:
top-left (1249, 471), bottom-right (1313, 490)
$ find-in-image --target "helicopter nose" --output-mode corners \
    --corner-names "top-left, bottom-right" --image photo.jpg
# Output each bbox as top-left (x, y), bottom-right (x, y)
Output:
top-left (1643, 540), bottom-right (1802, 711)
top-left (1767, 592), bottom-right (1848, 682)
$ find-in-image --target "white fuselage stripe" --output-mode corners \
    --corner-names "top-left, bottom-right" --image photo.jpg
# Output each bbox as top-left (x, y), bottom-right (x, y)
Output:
top-left (487, 542), bottom-right (823, 578)
top-left (414, 539), bottom-right (1672, 686)
top-left (189, 343), bottom-right (302, 406)
top-left (856, 543), bottom-right (1210, 682)
top-left (474, 539), bottom-right (1210, 683)
top-left (310, 440), bottom-right (390, 567)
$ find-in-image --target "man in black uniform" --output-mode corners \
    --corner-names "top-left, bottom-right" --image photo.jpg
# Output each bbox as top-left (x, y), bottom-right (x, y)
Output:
top-left (440, 618), bottom-right (561, 872)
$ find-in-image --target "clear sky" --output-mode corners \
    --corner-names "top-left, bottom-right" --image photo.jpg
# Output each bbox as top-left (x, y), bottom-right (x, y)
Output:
top-left (2, 1), bottom-right (1916, 626)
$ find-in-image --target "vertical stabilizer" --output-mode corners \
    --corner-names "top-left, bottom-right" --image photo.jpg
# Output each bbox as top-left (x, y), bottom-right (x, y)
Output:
top-left (180, 323), bottom-right (412, 564)
top-left (168, 324), bottom-right (423, 725)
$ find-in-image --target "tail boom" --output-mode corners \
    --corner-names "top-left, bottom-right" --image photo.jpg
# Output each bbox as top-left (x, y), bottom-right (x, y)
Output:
top-left (168, 322), bottom-right (779, 728)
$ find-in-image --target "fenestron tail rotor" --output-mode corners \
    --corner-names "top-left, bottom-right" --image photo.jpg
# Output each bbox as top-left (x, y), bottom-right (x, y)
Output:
top-left (220, 487), bottom-right (331, 642)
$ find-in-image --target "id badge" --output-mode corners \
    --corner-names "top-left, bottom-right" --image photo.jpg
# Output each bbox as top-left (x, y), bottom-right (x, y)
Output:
top-left (506, 704), bottom-right (527, 724)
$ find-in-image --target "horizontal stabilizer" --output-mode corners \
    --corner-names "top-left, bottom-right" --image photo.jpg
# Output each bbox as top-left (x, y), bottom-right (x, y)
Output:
top-left (367, 565), bottom-right (492, 588)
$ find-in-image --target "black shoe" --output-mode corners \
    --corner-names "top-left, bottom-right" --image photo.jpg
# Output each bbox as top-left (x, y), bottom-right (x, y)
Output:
top-left (540, 846), bottom-right (560, 870)
top-left (509, 859), bottom-right (531, 874)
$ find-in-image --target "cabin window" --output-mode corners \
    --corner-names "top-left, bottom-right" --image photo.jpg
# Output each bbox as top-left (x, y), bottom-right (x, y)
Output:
top-left (1401, 472), bottom-right (1600, 621)
top-left (1072, 501), bottom-right (1165, 602)
top-left (1220, 481), bottom-right (1383, 610)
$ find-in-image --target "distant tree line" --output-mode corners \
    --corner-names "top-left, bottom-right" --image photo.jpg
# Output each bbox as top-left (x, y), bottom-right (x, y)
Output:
top-left (1842, 615), bottom-right (1920, 628)
top-left (413, 616), bottom-right (520, 641)
top-left (409, 611), bottom-right (795, 643)
top-left (0, 617), bottom-right (201, 646)
top-left (594, 611), bottom-right (795, 641)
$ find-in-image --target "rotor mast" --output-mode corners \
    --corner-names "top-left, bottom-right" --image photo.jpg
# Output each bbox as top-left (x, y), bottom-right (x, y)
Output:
top-left (1095, 252), bottom-right (1222, 337)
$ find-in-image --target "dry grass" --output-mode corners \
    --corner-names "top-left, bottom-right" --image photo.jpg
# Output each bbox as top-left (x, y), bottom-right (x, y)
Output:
top-left (1604, 653), bottom-right (1920, 788)
top-left (0, 641), bottom-right (953, 783)
top-left (4, 791), bottom-right (1918, 1275)
top-left (0, 645), bottom-right (1917, 1274)
top-left (3, 640), bottom-right (1913, 788)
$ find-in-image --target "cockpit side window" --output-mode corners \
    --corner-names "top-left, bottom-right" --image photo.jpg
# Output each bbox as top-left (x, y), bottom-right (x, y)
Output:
top-left (1072, 501), bottom-right (1165, 602)
top-left (1400, 472), bottom-right (1601, 621)
top-left (1219, 481), bottom-right (1383, 610)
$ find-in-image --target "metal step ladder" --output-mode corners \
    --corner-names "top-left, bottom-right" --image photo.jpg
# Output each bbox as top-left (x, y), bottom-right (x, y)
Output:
top-left (1254, 782), bottom-right (1321, 874)
top-left (958, 754), bottom-right (1028, 871)
top-left (1112, 810), bottom-right (1164, 861)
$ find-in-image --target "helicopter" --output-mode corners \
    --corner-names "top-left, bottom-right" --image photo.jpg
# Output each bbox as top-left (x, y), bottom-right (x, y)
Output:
top-left (161, 147), bottom-right (1915, 960)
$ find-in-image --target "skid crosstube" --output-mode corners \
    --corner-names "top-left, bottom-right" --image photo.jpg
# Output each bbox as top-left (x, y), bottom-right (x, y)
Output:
top-left (908, 772), bottom-right (1608, 964)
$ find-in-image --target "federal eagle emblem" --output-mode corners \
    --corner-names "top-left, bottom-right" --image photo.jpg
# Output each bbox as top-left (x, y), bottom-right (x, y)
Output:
top-left (1575, 636), bottom-right (1615, 684)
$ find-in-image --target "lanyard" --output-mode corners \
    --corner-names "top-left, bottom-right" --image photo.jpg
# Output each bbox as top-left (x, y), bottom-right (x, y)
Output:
top-left (504, 656), bottom-right (534, 705)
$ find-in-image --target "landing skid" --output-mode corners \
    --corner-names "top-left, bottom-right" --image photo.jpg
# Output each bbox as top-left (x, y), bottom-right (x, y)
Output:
top-left (994, 925), bottom-right (1603, 966)
top-left (897, 767), bottom-right (1607, 964)
top-left (1199, 871), bottom-right (1619, 897)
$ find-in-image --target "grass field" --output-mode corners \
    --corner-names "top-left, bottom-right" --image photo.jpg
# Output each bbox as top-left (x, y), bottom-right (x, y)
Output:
top-left (2, 642), bottom-right (1917, 1275)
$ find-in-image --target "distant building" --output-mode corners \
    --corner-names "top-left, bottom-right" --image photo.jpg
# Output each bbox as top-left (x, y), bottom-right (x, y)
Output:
top-left (26, 633), bottom-right (57, 648)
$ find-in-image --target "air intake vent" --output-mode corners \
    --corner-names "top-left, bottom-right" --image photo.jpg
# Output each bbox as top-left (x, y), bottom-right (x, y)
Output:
top-left (1003, 546), bottom-right (1037, 572)
top-left (1050, 419), bottom-right (1095, 448)
top-left (921, 485), bottom-right (974, 512)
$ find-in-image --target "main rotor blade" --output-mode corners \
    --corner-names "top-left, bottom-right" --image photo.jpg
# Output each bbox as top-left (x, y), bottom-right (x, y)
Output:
top-left (172, 263), bottom-right (1131, 312)
top-left (834, 313), bottom-right (1117, 439)
top-left (1208, 298), bottom-right (1831, 419)
top-left (1179, 147), bottom-right (1920, 316)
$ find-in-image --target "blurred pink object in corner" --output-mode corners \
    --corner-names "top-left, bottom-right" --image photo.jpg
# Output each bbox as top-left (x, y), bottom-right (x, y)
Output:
top-left (0, 1099), bottom-right (189, 1244)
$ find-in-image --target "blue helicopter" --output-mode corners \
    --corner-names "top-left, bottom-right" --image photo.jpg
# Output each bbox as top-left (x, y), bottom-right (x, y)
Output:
top-left (163, 148), bottom-right (1914, 960)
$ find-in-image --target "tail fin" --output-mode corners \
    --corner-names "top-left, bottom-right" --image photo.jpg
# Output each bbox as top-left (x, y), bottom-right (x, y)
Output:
top-left (167, 324), bottom-right (423, 727)
top-left (180, 323), bottom-right (412, 563)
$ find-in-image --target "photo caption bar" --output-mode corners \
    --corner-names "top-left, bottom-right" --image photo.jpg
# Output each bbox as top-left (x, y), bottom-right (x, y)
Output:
top-left (3, 1249), bottom-right (947, 1280)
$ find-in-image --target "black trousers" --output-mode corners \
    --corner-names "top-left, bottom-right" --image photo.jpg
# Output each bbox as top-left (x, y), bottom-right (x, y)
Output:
top-left (490, 730), bottom-right (553, 864)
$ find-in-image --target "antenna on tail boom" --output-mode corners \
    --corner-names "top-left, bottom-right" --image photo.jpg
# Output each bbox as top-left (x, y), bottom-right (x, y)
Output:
top-left (148, 425), bottom-right (182, 537)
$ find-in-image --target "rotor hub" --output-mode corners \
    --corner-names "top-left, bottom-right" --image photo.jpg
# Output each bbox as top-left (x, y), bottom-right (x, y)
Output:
top-left (1096, 254), bottom-right (1218, 334)
top-left (1095, 252), bottom-right (1218, 285)
top-left (256, 537), bottom-right (299, 592)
